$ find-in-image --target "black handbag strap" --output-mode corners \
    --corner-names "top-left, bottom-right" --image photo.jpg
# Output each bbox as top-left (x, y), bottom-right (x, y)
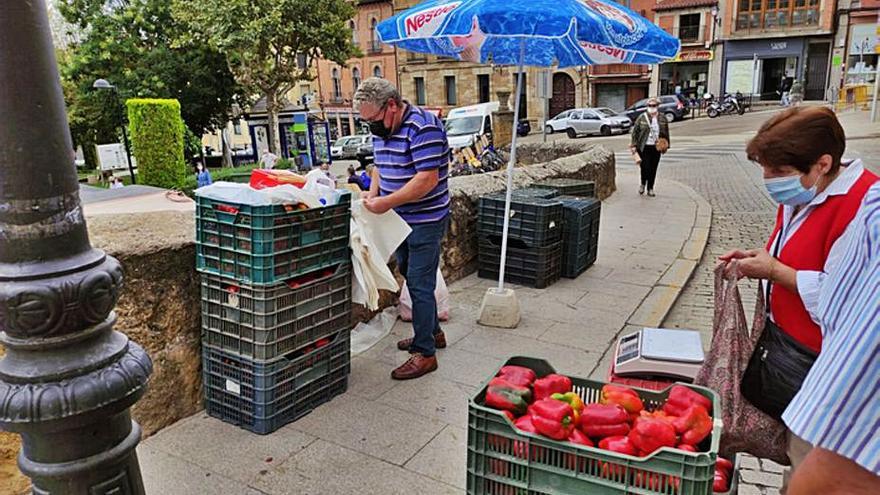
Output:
top-left (766, 222), bottom-right (785, 317)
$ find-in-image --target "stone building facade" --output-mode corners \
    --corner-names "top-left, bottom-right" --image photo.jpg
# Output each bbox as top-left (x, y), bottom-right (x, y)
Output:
top-left (650, 0), bottom-right (720, 98)
top-left (315, 0), bottom-right (398, 139)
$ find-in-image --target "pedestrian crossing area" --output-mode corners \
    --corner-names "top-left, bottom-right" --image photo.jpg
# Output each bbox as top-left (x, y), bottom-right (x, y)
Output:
top-left (614, 143), bottom-right (748, 168)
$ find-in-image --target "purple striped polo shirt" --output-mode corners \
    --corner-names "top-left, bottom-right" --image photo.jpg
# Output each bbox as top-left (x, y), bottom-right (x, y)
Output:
top-left (372, 104), bottom-right (450, 224)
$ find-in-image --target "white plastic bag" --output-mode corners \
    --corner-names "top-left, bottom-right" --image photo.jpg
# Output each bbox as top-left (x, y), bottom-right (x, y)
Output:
top-left (398, 269), bottom-right (450, 322)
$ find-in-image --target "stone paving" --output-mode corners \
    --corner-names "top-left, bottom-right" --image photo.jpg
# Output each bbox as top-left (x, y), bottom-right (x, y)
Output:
top-left (138, 169), bottom-right (710, 494)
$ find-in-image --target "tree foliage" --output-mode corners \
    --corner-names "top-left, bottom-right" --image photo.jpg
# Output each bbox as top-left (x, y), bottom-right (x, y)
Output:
top-left (174, 0), bottom-right (359, 153)
top-left (57, 0), bottom-right (241, 163)
top-left (127, 98), bottom-right (187, 189)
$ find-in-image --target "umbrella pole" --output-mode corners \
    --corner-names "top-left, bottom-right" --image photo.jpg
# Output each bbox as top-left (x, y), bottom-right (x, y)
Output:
top-left (497, 40), bottom-right (526, 293)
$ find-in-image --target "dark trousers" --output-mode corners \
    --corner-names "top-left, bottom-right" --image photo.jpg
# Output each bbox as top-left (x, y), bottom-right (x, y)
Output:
top-left (638, 145), bottom-right (661, 190)
top-left (395, 216), bottom-right (449, 357)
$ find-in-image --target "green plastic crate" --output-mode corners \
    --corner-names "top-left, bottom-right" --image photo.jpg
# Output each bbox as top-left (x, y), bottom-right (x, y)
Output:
top-left (467, 357), bottom-right (722, 495)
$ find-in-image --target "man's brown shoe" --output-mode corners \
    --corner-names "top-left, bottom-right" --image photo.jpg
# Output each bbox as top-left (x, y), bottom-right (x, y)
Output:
top-left (396, 330), bottom-right (447, 351)
top-left (391, 354), bottom-right (438, 380)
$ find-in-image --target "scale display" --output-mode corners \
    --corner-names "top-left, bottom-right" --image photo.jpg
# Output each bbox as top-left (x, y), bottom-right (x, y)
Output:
top-left (613, 328), bottom-right (705, 381)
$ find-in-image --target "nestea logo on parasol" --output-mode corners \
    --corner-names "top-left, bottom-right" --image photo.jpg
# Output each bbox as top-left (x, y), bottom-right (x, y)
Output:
top-left (404, 2), bottom-right (463, 38)
top-left (579, 42), bottom-right (630, 63)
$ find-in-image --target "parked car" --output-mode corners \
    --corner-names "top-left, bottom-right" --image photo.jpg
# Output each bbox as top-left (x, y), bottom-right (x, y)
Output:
top-left (356, 139), bottom-right (374, 168)
top-left (340, 135), bottom-right (372, 160)
top-left (549, 108), bottom-right (632, 138)
top-left (544, 109), bottom-right (577, 134)
top-left (623, 95), bottom-right (688, 123)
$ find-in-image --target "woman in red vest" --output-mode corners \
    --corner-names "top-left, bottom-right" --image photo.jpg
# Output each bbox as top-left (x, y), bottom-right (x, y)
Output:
top-left (719, 106), bottom-right (877, 483)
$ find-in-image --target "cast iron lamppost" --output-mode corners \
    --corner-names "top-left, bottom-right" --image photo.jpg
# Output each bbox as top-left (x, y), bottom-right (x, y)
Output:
top-left (0, 2), bottom-right (152, 494)
top-left (93, 78), bottom-right (138, 185)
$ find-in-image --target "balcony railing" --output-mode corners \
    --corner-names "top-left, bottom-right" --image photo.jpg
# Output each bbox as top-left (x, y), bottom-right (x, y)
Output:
top-left (735, 8), bottom-right (820, 32)
top-left (677, 25), bottom-right (707, 44)
top-left (590, 64), bottom-right (649, 76)
top-left (406, 51), bottom-right (427, 63)
top-left (370, 40), bottom-right (382, 53)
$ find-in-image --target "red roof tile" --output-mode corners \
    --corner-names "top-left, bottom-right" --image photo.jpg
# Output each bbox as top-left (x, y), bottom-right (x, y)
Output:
top-left (653, 0), bottom-right (717, 12)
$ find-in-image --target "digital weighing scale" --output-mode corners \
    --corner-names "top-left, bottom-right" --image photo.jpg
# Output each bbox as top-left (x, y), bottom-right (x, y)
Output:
top-left (608, 328), bottom-right (705, 390)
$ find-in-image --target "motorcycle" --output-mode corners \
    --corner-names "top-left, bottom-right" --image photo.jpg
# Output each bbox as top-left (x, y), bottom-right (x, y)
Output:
top-left (517, 119), bottom-right (531, 137)
top-left (706, 93), bottom-right (745, 118)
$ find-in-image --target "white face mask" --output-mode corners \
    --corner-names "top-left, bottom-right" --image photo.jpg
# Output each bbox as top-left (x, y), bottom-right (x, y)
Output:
top-left (647, 106), bottom-right (658, 115)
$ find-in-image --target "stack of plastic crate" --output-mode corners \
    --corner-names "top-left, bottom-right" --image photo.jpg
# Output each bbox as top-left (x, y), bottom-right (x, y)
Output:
top-left (556, 195), bottom-right (601, 278)
top-left (533, 178), bottom-right (596, 198)
top-left (477, 192), bottom-right (563, 288)
top-left (195, 191), bottom-right (353, 434)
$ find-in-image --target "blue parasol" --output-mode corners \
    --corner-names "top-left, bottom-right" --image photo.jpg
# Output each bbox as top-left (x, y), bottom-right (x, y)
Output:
top-left (378, 0), bottom-right (680, 294)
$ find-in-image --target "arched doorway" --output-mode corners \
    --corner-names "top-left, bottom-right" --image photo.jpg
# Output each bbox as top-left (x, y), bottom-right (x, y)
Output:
top-left (549, 72), bottom-right (576, 119)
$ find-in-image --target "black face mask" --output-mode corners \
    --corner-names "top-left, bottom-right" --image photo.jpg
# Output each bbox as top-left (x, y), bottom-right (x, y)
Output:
top-left (367, 106), bottom-right (391, 139)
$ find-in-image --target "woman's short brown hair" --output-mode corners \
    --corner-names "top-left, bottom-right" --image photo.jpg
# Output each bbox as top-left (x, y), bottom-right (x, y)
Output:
top-left (745, 106), bottom-right (845, 174)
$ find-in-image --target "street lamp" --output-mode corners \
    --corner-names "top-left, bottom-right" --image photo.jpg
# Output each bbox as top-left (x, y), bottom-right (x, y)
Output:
top-left (1, 2), bottom-right (152, 493)
top-left (93, 78), bottom-right (137, 184)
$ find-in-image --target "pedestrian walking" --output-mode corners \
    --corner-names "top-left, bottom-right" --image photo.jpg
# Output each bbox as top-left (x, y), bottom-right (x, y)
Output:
top-left (259, 149), bottom-right (278, 169)
top-left (196, 163), bottom-right (213, 188)
top-left (719, 107), bottom-right (878, 490)
top-left (629, 97), bottom-right (670, 197)
top-left (778, 76), bottom-right (793, 107)
top-left (782, 182), bottom-right (880, 495)
top-left (354, 77), bottom-right (450, 380)
top-left (789, 79), bottom-right (805, 106)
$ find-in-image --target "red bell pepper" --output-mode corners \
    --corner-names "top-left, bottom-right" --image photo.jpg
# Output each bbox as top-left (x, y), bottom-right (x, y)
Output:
top-left (501, 410), bottom-right (515, 421)
top-left (716, 457), bottom-right (734, 474)
top-left (628, 417), bottom-right (677, 455)
top-left (663, 385), bottom-right (712, 416)
top-left (498, 365), bottom-right (536, 388)
top-left (530, 398), bottom-right (575, 440)
top-left (600, 384), bottom-right (644, 418)
top-left (514, 415), bottom-right (538, 434)
top-left (485, 377), bottom-right (532, 415)
top-left (672, 404), bottom-right (713, 446)
top-left (598, 435), bottom-right (638, 456)
top-left (581, 403), bottom-right (631, 438)
top-left (533, 374), bottom-right (572, 400)
top-left (567, 428), bottom-right (594, 447)
top-left (551, 392), bottom-right (585, 427)
top-left (713, 467), bottom-right (729, 492)
top-left (676, 443), bottom-right (698, 453)
top-left (638, 409), bottom-right (677, 426)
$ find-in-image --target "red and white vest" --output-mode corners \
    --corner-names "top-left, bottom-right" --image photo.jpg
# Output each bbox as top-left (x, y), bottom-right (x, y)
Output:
top-left (765, 169), bottom-right (879, 353)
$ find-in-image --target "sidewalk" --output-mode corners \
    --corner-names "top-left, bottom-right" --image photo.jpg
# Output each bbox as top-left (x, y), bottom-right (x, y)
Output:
top-left (137, 168), bottom-right (711, 495)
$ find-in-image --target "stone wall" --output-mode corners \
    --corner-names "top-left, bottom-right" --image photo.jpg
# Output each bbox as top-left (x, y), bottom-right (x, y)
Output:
top-left (442, 144), bottom-right (616, 282)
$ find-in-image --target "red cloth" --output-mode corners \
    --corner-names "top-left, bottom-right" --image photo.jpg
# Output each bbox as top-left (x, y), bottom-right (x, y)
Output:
top-left (765, 169), bottom-right (878, 352)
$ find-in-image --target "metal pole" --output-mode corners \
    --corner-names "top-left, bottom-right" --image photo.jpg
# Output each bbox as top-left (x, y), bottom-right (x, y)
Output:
top-left (497, 40), bottom-right (526, 293)
top-left (0, 3), bottom-right (152, 494)
top-left (872, 64), bottom-right (880, 122)
top-left (120, 114), bottom-right (137, 184)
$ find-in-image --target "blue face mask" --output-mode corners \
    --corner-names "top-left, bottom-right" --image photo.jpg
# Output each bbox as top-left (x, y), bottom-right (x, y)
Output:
top-left (764, 175), bottom-right (818, 206)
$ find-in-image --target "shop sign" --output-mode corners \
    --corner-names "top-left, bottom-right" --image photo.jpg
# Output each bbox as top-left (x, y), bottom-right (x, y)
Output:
top-left (770, 41), bottom-right (788, 51)
top-left (670, 50), bottom-right (714, 62)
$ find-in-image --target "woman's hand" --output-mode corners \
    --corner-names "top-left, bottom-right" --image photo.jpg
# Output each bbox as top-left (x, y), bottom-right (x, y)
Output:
top-left (718, 249), bottom-right (774, 280)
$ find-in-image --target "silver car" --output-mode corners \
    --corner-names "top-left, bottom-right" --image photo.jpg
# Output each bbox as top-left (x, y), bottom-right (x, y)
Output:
top-left (546, 108), bottom-right (632, 138)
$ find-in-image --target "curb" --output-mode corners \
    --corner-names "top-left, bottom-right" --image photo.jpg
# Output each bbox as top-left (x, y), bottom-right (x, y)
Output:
top-left (625, 179), bottom-right (712, 329)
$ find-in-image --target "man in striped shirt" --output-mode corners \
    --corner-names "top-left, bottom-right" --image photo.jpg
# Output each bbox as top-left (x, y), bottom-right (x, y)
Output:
top-left (782, 182), bottom-right (880, 494)
top-left (353, 78), bottom-right (450, 380)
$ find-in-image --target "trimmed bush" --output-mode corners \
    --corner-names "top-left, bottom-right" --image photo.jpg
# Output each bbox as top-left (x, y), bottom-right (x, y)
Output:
top-left (126, 98), bottom-right (186, 189)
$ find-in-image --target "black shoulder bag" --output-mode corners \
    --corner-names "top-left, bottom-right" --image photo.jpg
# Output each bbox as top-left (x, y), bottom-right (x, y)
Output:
top-left (740, 228), bottom-right (820, 421)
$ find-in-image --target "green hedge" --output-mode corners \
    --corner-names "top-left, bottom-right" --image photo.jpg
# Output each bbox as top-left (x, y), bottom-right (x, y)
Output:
top-left (126, 98), bottom-right (186, 189)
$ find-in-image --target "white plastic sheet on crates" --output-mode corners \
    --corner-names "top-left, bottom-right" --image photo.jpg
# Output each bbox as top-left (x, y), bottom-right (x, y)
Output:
top-left (194, 181), bottom-right (322, 208)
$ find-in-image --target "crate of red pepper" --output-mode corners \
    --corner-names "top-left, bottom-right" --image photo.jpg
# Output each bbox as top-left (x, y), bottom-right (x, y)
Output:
top-left (467, 356), bottom-right (722, 495)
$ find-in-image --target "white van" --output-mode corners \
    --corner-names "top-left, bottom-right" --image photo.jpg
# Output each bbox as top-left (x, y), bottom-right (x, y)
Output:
top-left (444, 102), bottom-right (500, 149)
